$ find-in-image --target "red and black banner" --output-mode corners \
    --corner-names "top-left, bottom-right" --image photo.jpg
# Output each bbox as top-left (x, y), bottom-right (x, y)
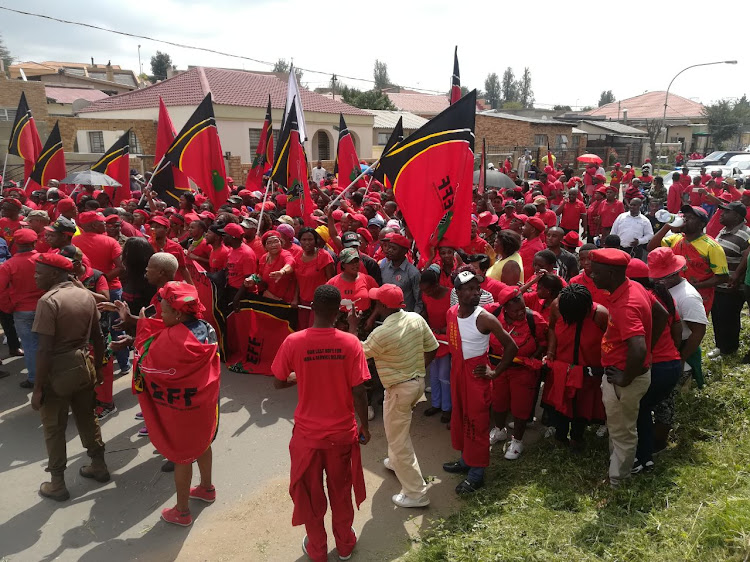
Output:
top-left (164, 93), bottom-right (228, 210)
top-left (245, 95), bottom-right (274, 191)
top-left (334, 113), bottom-right (366, 189)
top-left (450, 46), bottom-right (461, 105)
top-left (478, 138), bottom-right (486, 195)
top-left (378, 90), bottom-right (476, 258)
top-left (92, 130), bottom-right (131, 205)
top-left (8, 92), bottom-right (43, 181)
top-left (372, 116), bottom-right (403, 185)
top-left (151, 97), bottom-right (192, 207)
top-left (30, 121), bottom-right (66, 189)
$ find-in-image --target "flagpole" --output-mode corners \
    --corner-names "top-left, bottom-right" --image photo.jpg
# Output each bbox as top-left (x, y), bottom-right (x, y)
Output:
top-left (139, 156), bottom-right (166, 206)
top-left (330, 159), bottom-right (380, 207)
top-left (0, 153), bottom-right (7, 195)
top-left (257, 175), bottom-right (274, 233)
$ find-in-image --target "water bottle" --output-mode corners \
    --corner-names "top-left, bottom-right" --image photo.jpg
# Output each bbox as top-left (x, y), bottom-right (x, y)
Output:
top-left (655, 209), bottom-right (684, 227)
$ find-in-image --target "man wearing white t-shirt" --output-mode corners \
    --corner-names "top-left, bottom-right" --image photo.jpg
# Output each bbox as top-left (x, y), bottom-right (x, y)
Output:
top-left (648, 246), bottom-right (708, 455)
top-left (311, 161), bottom-right (327, 187)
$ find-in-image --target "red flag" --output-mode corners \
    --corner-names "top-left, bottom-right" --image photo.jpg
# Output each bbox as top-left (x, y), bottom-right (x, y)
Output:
top-left (450, 46), bottom-right (461, 105)
top-left (29, 121), bottom-right (66, 191)
top-left (185, 260), bottom-right (222, 348)
top-left (246, 95), bottom-right (274, 190)
top-left (151, 97), bottom-right (191, 207)
top-left (478, 138), bottom-right (486, 195)
top-left (133, 318), bottom-right (220, 464)
top-left (379, 91), bottom-right (476, 258)
top-left (164, 93), bottom-right (228, 209)
top-left (7, 92), bottom-right (43, 181)
top-left (91, 130), bottom-right (131, 205)
top-left (334, 113), bottom-right (366, 189)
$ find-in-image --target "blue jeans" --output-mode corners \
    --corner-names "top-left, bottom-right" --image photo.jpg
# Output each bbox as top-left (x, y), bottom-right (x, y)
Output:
top-left (636, 360), bottom-right (682, 464)
top-left (14, 310), bottom-right (37, 382)
top-left (459, 457), bottom-right (485, 484)
top-left (108, 288), bottom-right (131, 371)
top-left (429, 355), bottom-right (452, 411)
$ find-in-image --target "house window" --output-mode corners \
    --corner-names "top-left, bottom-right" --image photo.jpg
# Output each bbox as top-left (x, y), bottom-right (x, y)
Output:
top-left (249, 127), bottom-right (280, 152)
top-left (555, 135), bottom-right (569, 148)
top-left (534, 134), bottom-right (548, 146)
top-left (129, 131), bottom-right (143, 154)
top-left (0, 108), bottom-right (17, 122)
top-left (316, 131), bottom-right (330, 160)
top-left (377, 132), bottom-right (390, 145)
top-left (88, 131), bottom-right (105, 153)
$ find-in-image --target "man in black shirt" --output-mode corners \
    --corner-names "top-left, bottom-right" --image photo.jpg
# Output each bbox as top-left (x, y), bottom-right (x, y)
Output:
top-left (545, 226), bottom-right (579, 282)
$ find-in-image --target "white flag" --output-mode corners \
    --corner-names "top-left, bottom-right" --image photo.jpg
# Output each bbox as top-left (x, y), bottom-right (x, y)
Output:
top-left (285, 64), bottom-right (307, 142)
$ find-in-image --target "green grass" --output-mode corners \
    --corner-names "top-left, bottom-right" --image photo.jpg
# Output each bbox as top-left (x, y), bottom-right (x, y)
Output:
top-left (407, 324), bottom-right (750, 562)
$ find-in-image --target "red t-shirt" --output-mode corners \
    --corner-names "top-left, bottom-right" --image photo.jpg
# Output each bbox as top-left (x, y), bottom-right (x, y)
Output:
top-left (538, 209), bottom-right (557, 228)
top-left (208, 244), bottom-right (231, 273)
top-left (0, 250), bottom-right (45, 312)
top-left (187, 238), bottom-right (212, 262)
top-left (227, 244), bottom-right (257, 289)
top-left (463, 236), bottom-right (492, 256)
top-left (120, 221), bottom-right (143, 238)
top-left (259, 250), bottom-right (296, 301)
top-left (559, 200), bottom-right (587, 231)
top-left (481, 276), bottom-right (507, 302)
top-left (73, 231), bottom-right (123, 290)
top-left (487, 305), bottom-right (548, 358)
top-left (35, 238), bottom-right (51, 254)
top-left (0, 217), bottom-right (22, 253)
top-left (600, 279), bottom-right (652, 370)
top-left (569, 271), bottom-right (609, 305)
top-left (327, 273), bottom-right (378, 312)
top-left (519, 236), bottom-right (545, 282)
top-left (271, 328), bottom-right (370, 439)
top-left (422, 289), bottom-right (451, 357)
top-left (599, 200), bottom-right (625, 228)
top-left (610, 169), bottom-right (624, 185)
top-left (150, 238), bottom-right (186, 269)
top-left (294, 249), bottom-right (334, 303)
top-left (81, 266), bottom-right (110, 295)
top-left (649, 291), bottom-right (681, 363)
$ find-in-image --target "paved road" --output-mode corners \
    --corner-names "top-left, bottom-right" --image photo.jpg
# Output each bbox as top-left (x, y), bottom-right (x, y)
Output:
top-left (1, 350), bottom-right (469, 562)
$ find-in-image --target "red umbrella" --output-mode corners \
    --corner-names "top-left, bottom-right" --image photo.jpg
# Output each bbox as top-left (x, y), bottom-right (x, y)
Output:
top-left (577, 153), bottom-right (603, 164)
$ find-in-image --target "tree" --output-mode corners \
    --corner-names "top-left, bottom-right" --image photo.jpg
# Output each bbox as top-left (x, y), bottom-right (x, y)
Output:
top-left (0, 33), bottom-right (12, 77)
top-left (553, 105), bottom-right (572, 112)
top-left (598, 90), bottom-right (615, 107)
top-left (150, 51), bottom-right (172, 82)
top-left (272, 58), bottom-right (303, 81)
top-left (501, 67), bottom-right (518, 103)
top-left (340, 86), bottom-right (396, 110)
top-left (373, 60), bottom-right (391, 89)
top-left (581, 106), bottom-right (594, 112)
top-left (518, 67), bottom-right (534, 109)
top-left (501, 101), bottom-right (523, 110)
top-left (484, 73), bottom-right (501, 110)
top-left (644, 118), bottom-right (663, 165)
top-left (704, 96), bottom-right (750, 148)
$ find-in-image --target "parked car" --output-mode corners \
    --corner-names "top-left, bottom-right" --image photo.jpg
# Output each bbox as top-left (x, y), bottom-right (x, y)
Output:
top-left (704, 155), bottom-right (750, 182)
top-left (686, 151), bottom-right (749, 168)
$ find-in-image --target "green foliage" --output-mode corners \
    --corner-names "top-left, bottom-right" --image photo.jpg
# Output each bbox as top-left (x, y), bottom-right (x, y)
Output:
top-left (519, 67), bottom-right (534, 109)
top-left (598, 90), bottom-right (616, 107)
top-left (149, 51), bottom-right (172, 82)
top-left (0, 32), bottom-right (12, 76)
top-left (272, 58), bottom-right (303, 82)
top-left (373, 60), bottom-right (391, 89)
top-left (339, 86), bottom-right (396, 110)
top-left (407, 322), bottom-right (750, 562)
top-left (501, 67), bottom-right (518, 103)
top-left (501, 101), bottom-right (523, 110)
top-left (484, 73), bottom-right (501, 110)
top-left (704, 95), bottom-right (750, 148)
top-left (554, 105), bottom-right (572, 112)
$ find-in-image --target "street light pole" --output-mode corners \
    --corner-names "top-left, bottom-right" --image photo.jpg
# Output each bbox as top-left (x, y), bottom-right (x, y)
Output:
top-left (662, 60), bottom-right (738, 128)
top-left (138, 44), bottom-right (143, 77)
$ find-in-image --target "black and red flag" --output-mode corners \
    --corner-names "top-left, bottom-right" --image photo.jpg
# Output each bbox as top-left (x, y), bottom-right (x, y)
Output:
top-left (450, 46), bottom-right (461, 105)
top-left (477, 138), bottom-right (486, 195)
top-left (378, 90), bottom-right (476, 259)
top-left (334, 113), bottom-right (367, 189)
top-left (92, 130), bottom-right (131, 205)
top-left (8, 92), bottom-right (43, 182)
top-left (30, 121), bottom-right (66, 189)
top-left (164, 93), bottom-right (228, 210)
top-left (151, 97), bottom-right (191, 207)
top-left (372, 116), bottom-right (404, 185)
top-left (245, 95), bottom-right (274, 191)
top-left (271, 97), bottom-right (313, 222)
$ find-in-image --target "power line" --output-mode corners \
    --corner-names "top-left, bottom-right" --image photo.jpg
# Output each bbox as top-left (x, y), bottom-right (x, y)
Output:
top-left (0, 5), bottom-right (447, 94)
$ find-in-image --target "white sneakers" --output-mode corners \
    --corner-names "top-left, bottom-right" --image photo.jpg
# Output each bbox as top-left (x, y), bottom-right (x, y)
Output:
top-left (707, 348), bottom-right (722, 360)
top-left (504, 438), bottom-right (524, 460)
top-left (367, 406), bottom-right (375, 421)
top-left (489, 426), bottom-right (508, 445)
top-left (383, 458), bottom-right (395, 472)
top-left (392, 493), bottom-right (430, 508)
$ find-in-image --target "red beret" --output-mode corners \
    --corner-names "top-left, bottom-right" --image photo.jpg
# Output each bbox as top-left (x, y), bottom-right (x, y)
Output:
top-left (78, 211), bottom-right (105, 225)
top-left (496, 285), bottom-right (521, 307)
top-left (149, 216), bottom-right (171, 228)
top-left (594, 174), bottom-right (607, 182)
top-left (596, 186), bottom-right (609, 195)
top-left (477, 211), bottom-right (498, 228)
top-left (104, 214), bottom-right (120, 224)
top-left (133, 209), bottom-right (150, 219)
top-left (199, 211), bottom-right (216, 221)
top-left (170, 213), bottom-right (186, 223)
top-left (356, 227), bottom-right (373, 244)
top-left (385, 233), bottom-right (410, 248)
top-left (57, 198), bottom-right (76, 212)
top-left (351, 213), bottom-right (368, 228)
top-left (164, 207), bottom-right (177, 215)
top-left (238, 189), bottom-right (253, 198)
top-left (261, 230), bottom-right (282, 245)
top-left (527, 216), bottom-right (546, 232)
top-left (4, 198), bottom-right (22, 209)
top-left (626, 258), bottom-right (650, 279)
top-left (332, 209), bottom-right (344, 221)
top-left (221, 222), bottom-right (244, 238)
top-left (14, 228), bottom-right (38, 245)
top-left (591, 248), bottom-right (631, 266)
top-left (36, 252), bottom-right (73, 271)
top-left (275, 194), bottom-right (287, 207)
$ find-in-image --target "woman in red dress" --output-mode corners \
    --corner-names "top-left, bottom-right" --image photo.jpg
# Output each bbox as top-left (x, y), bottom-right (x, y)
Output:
top-left (250, 231), bottom-right (296, 302)
top-left (294, 227), bottom-right (335, 329)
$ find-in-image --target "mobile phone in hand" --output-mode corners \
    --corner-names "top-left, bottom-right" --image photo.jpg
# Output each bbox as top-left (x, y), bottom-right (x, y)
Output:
top-left (143, 304), bottom-right (157, 318)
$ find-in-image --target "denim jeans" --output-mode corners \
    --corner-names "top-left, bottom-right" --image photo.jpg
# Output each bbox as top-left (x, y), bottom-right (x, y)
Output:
top-left (636, 360), bottom-right (682, 464)
top-left (14, 310), bottom-right (37, 382)
top-left (459, 456), bottom-right (485, 484)
top-left (108, 288), bottom-right (131, 371)
top-left (428, 355), bottom-right (452, 411)
top-left (0, 310), bottom-right (20, 351)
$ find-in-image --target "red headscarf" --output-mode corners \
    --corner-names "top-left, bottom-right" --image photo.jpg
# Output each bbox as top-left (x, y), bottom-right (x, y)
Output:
top-left (158, 281), bottom-right (205, 318)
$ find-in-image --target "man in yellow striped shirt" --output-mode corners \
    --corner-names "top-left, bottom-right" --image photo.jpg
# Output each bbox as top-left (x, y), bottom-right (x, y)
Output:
top-left (349, 284), bottom-right (438, 509)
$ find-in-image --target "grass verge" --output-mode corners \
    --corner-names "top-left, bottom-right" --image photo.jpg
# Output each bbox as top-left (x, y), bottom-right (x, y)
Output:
top-left (407, 326), bottom-right (750, 561)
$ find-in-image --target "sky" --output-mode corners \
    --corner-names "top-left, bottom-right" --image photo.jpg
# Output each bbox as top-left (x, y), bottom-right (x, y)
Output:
top-left (0, 0), bottom-right (747, 109)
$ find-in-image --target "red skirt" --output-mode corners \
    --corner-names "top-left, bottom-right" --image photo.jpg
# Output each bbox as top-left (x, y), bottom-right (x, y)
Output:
top-left (450, 354), bottom-right (492, 467)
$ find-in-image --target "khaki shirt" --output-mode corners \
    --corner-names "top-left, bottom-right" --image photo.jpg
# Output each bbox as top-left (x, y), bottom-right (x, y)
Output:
top-left (33, 281), bottom-right (100, 356)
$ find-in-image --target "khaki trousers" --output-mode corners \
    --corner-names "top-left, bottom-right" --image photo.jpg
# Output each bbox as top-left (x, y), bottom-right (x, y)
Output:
top-left (383, 378), bottom-right (427, 499)
top-left (601, 370), bottom-right (651, 485)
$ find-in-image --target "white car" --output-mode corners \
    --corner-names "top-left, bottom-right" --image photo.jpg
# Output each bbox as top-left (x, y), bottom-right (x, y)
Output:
top-left (704, 155), bottom-right (750, 182)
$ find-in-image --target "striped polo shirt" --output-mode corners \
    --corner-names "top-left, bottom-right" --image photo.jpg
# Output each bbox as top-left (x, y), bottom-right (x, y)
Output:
top-left (716, 223), bottom-right (750, 290)
top-left (361, 310), bottom-right (439, 388)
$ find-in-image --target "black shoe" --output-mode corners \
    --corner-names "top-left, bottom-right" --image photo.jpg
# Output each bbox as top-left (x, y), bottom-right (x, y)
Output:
top-left (423, 406), bottom-right (441, 417)
top-left (19, 379), bottom-right (34, 389)
top-left (440, 411), bottom-right (451, 424)
top-left (632, 459), bottom-right (655, 474)
top-left (455, 479), bottom-right (484, 495)
top-left (442, 461), bottom-right (469, 474)
top-left (161, 460), bottom-right (175, 472)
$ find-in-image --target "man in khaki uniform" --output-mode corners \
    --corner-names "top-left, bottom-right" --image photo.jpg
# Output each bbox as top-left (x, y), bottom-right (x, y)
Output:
top-left (31, 253), bottom-right (108, 501)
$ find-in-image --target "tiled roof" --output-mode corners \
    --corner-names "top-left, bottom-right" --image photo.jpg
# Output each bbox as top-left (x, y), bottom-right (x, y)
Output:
top-left (385, 91), bottom-right (450, 114)
top-left (365, 110), bottom-right (428, 130)
top-left (579, 120), bottom-right (647, 135)
top-left (480, 111), bottom-right (573, 126)
top-left (582, 91), bottom-right (705, 120)
top-left (80, 67), bottom-right (370, 116)
top-left (45, 86), bottom-right (109, 104)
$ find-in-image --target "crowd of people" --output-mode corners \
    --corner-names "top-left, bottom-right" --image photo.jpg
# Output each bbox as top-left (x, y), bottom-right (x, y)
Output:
top-left (0, 153), bottom-right (746, 561)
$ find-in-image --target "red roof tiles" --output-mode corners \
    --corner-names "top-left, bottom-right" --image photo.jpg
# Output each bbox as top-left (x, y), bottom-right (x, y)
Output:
top-left (582, 91), bottom-right (705, 120)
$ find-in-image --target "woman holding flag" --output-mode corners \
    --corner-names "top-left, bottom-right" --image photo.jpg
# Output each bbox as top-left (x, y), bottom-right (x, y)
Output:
top-left (132, 281), bottom-right (221, 527)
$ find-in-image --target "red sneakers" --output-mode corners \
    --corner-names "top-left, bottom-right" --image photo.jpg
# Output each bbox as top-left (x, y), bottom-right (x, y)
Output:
top-left (189, 485), bottom-right (216, 503)
top-left (161, 507), bottom-right (192, 526)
